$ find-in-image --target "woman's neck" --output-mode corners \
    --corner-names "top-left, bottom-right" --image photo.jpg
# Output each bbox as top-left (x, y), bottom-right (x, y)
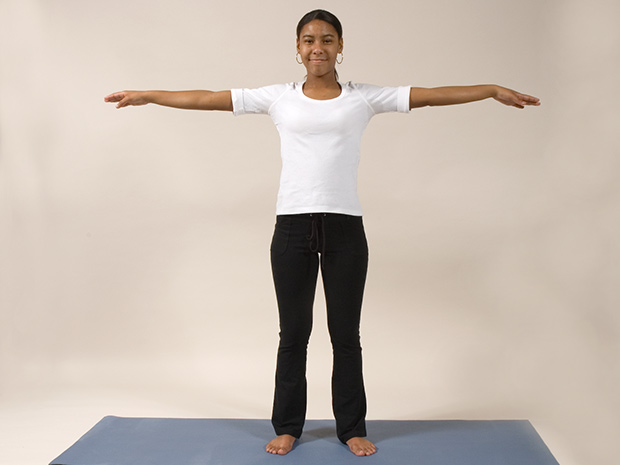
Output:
top-left (303, 73), bottom-right (339, 90)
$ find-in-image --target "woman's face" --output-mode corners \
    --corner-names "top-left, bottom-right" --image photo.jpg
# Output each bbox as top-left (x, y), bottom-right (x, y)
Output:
top-left (296, 19), bottom-right (343, 79)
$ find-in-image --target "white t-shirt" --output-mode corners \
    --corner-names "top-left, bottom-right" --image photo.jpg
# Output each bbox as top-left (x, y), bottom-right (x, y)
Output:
top-left (231, 81), bottom-right (411, 216)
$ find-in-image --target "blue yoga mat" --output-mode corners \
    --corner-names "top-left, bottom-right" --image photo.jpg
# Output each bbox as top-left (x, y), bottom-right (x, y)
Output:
top-left (50, 416), bottom-right (559, 465)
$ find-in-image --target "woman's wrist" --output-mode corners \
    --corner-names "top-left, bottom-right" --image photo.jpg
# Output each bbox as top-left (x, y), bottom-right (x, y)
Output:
top-left (143, 91), bottom-right (157, 105)
top-left (487, 85), bottom-right (500, 99)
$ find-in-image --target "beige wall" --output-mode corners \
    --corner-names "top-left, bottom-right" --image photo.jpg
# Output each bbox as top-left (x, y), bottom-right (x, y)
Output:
top-left (1, 1), bottom-right (619, 464)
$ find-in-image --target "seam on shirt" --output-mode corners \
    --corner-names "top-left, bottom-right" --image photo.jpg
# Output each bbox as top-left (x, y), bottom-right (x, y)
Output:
top-left (231, 88), bottom-right (244, 116)
top-left (351, 83), bottom-right (378, 116)
top-left (267, 83), bottom-right (292, 115)
top-left (398, 86), bottom-right (412, 113)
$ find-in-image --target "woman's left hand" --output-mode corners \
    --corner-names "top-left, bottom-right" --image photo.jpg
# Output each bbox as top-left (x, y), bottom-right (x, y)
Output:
top-left (493, 86), bottom-right (540, 109)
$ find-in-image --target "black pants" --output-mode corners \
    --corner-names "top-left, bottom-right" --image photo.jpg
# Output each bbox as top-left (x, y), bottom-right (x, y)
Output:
top-left (270, 213), bottom-right (369, 444)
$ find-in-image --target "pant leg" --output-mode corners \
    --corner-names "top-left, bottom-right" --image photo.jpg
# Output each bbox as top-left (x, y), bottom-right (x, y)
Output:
top-left (320, 214), bottom-right (369, 444)
top-left (270, 215), bottom-right (319, 438)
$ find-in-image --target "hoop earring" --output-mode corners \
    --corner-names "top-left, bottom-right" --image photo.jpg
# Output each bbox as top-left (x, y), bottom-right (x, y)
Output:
top-left (296, 52), bottom-right (303, 64)
top-left (336, 52), bottom-right (344, 65)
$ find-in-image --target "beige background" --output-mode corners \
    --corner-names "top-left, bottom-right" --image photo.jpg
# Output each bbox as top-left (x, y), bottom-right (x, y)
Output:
top-left (1, 0), bottom-right (619, 464)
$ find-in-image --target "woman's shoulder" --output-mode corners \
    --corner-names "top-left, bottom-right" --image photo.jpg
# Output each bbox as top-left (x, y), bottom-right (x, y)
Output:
top-left (345, 81), bottom-right (411, 98)
top-left (259, 82), bottom-right (301, 99)
top-left (235, 82), bottom-right (295, 93)
top-left (343, 81), bottom-right (388, 91)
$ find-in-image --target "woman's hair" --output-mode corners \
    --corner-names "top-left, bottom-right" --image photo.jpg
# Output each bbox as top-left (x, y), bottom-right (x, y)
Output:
top-left (296, 9), bottom-right (343, 39)
top-left (296, 9), bottom-right (343, 80)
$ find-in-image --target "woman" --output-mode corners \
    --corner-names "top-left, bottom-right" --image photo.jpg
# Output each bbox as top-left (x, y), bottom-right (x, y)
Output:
top-left (104, 9), bottom-right (540, 457)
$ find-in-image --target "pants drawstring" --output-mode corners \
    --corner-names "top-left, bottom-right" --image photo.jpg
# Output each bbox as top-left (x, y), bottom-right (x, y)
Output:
top-left (307, 213), bottom-right (327, 255)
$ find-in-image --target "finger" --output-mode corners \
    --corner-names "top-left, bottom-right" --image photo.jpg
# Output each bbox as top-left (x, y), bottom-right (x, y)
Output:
top-left (104, 92), bottom-right (124, 103)
top-left (517, 92), bottom-right (540, 105)
top-left (116, 98), bottom-right (128, 109)
top-left (519, 99), bottom-right (539, 107)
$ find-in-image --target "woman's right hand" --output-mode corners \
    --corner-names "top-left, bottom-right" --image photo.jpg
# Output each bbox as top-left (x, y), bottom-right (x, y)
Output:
top-left (104, 91), bottom-right (151, 109)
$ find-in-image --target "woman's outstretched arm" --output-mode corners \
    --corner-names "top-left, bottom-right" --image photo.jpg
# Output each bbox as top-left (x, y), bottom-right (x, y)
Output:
top-left (409, 85), bottom-right (540, 110)
top-left (104, 90), bottom-right (233, 111)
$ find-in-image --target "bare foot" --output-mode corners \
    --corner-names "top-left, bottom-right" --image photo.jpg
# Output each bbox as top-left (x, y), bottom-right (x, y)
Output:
top-left (266, 434), bottom-right (296, 455)
top-left (346, 437), bottom-right (377, 456)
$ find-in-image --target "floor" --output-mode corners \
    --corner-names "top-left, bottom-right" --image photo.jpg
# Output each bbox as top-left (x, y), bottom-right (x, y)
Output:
top-left (0, 387), bottom-right (576, 465)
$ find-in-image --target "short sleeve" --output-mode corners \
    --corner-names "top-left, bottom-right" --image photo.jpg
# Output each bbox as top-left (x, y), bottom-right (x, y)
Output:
top-left (230, 84), bottom-right (288, 116)
top-left (351, 83), bottom-right (411, 114)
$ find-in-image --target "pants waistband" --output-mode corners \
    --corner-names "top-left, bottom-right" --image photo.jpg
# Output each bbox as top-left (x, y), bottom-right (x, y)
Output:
top-left (276, 212), bottom-right (361, 220)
